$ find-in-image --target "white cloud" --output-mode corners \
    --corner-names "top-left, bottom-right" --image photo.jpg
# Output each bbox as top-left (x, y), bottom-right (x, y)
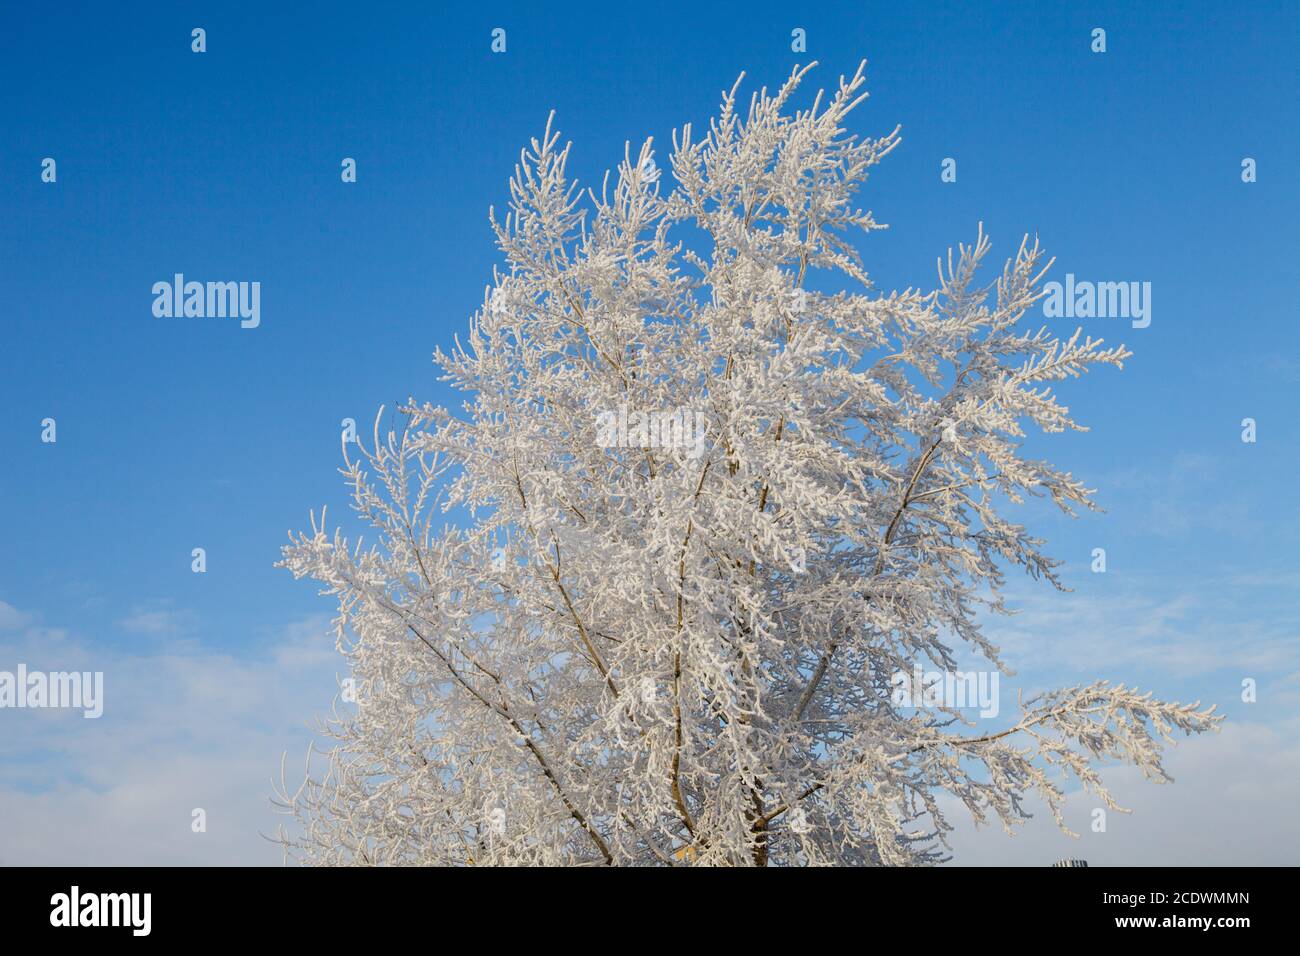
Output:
top-left (1096, 452), bottom-right (1260, 540)
top-left (116, 603), bottom-right (196, 637)
top-left (941, 721), bottom-right (1300, 866)
top-left (0, 608), bottom-right (342, 865)
top-left (0, 601), bottom-right (30, 632)
top-left (988, 572), bottom-right (1300, 684)
top-left (2, 587), bottom-right (1296, 865)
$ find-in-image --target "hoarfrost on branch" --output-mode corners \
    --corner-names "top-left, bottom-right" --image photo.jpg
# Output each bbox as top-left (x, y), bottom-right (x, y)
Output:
top-left (275, 63), bottom-right (1220, 866)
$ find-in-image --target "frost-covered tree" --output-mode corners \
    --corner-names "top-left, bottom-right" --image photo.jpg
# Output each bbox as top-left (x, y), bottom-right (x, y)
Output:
top-left (275, 63), bottom-right (1219, 866)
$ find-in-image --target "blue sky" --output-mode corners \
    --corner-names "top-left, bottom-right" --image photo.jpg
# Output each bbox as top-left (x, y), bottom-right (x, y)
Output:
top-left (1, 1), bottom-right (1298, 864)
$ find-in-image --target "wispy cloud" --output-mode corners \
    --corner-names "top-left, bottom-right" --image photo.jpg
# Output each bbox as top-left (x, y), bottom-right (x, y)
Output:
top-left (0, 601), bottom-right (30, 632)
top-left (1097, 452), bottom-right (1259, 540)
top-left (941, 720), bottom-right (1300, 865)
top-left (0, 603), bottom-right (341, 865)
top-left (988, 570), bottom-right (1300, 686)
top-left (4, 572), bottom-right (1297, 864)
top-left (115, 605), bottom-right (193, 637)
